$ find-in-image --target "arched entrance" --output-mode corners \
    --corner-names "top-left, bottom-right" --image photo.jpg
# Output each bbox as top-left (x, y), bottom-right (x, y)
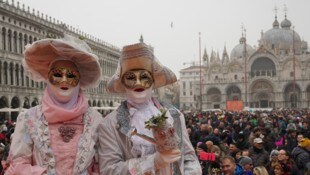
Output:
top-left (23, 97), bottom-right (30, 109)
top-left (249, 80), bottom-right (274, 108)
top-left (11, 96), bottom-right (20, 121)
top-left (0, 96), bottom-right (8, 122)
top-left (31, 98), bottom-right (39, 107)
top-left (284, 83), bottom-right (301, 108)
top-left (206, 87), bottom-right (221, 109)
top-left (255, 91), bottom-right (270, 108)
top-left (226, 85), bottom-right (241, 101)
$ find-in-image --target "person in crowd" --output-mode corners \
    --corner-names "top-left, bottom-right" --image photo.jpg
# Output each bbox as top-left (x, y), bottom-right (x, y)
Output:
top-left (239, 150), bottom-right (248, 157)
top-left (229, 143), bottom-right (240, 159)
top-left (210, 145), bottom-right (224, 174)
top-left (266, 150), bottom-right (279, 174)
top-left (205, 140), bottom-right (214, 153)
top-left (196, 142), bottom-right (209, 175)
top-left (277, 116), bottom-right (287, 137)
top-left (253, 166), bottom-right (269, 175)
top-left (186, 125), bottom-right (196, 147)
top-left (276, 149), bottom-right (299, 174)
top-left (296, 133), bottom-right (304, 145)
top-left (193, 122), bottom-right (210, 147)
top-left (292, 138), bottom-right (310, 174)
top-left (249, 138), bottom-right (269, 167)
top-left (100, 41), bottom-right (201, 174)
top-left (272, 162), bottom-right (287, 175)
top-left (248, 127), bottom-right (263, 145)
top-left (220, 156), bottom-right (246, 175)
top-left (263, 127), bottom-right (276, 153)
top-left (301, 121), bottom-right (310, 138)
top-left (285, 127), bottom-right (298, 152)
top-left (238, 156), bottom-right (253, 175)
top-left (236, 131), bottom-right (251, 150)
top-left (5, 35), bottom-right (103, 174)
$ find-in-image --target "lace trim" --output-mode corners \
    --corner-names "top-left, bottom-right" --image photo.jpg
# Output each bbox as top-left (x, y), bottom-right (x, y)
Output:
top-left (26, 106), bottom-right (95, 174)
top-left (26, 106), bottom-right (56, 175)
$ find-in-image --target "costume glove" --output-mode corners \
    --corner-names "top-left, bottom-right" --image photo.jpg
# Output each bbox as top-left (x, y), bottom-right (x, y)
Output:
top-left (154, 148), bottom-right (181, 169)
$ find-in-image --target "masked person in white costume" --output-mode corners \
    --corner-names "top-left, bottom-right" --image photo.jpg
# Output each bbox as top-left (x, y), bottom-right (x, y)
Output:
top-left (5, 35), bottom-right (104, 174)
top-left (99, 41), bottom-right (201, 175)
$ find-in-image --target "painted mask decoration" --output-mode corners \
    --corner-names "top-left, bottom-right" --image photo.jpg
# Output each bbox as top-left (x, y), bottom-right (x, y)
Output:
top-left (48, 62), bottom-right (80, 87)
top-left (121, 69), bottom-right (154, 90)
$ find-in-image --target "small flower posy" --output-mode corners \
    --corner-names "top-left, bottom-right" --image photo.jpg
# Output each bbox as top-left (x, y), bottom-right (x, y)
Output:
top-left (145, 108), bottom-right (168, 130)
top-left (144, 108), bottom-right (180, 152)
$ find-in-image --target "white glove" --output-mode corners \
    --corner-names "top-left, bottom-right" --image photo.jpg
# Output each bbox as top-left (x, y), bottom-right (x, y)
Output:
top-left (154, 149), bottom-right (181, 169)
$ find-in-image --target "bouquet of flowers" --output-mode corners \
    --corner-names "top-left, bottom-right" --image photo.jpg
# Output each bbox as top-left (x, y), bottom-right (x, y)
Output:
top-left (145, 108), bottom-right (180, 152)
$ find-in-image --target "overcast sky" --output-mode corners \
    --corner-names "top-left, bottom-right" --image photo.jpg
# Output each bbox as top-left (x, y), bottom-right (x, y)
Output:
top-left (16, 0), bottom-right (310, 78)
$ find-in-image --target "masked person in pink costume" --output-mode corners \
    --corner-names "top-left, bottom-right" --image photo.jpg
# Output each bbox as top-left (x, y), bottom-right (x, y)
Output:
top-left (100, 41), bottom-right (201, 175)
top-left (5, 35), bottom-right (103, 175)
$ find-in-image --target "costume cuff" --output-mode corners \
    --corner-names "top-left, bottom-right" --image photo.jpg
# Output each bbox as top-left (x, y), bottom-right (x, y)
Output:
top-left (5, 164), bottom-right (46, 175)
top-left (128, 154), bottom-right (156, 175)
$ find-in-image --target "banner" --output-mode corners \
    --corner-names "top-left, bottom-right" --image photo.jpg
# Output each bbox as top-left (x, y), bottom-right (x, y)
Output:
top-left (226, 101), bottom-right (243, 111)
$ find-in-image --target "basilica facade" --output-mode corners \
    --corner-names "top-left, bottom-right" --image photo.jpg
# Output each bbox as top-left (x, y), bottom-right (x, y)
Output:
top-left (0, 0), bottom-right (122, 120)
top-left (202, 14), bottom-right (310, 110)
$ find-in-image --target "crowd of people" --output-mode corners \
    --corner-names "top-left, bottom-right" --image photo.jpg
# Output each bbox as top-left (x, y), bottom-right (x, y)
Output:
top-left (184, 108), bottom-right (310, 175)
top-left (1, 108), bottom-right (310, 174)
top-left (0, 121), bottom-right (14, 174)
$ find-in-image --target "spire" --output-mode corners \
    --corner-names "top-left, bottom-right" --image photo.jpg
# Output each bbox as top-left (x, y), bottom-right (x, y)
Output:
top-left (284, 4), bottom-right (287, 19)
top-left (281, 4), bottom-right (291, 29)
top-left (203, 48), bottom-right (209, 67)
top-left (240, 24), bottom-right (246, 44)
top-left (222, 45), bottom-right (229, 64)
top-left (139, 35), bottom-right (144, 43)
top-left (203, 48), bottom-right (209, 63)
top-left (273, 6), bottom-right (279, 28)
top-left (210, 49), bottom-right (216, 62)
top-left (216, 50), bottom-right (220, 62)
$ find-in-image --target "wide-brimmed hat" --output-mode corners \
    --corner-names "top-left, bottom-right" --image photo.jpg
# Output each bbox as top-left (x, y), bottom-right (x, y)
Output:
top-left (107, 42), bottom-right (176, 93)
top-left (23, 35), bottom-right (101, 89)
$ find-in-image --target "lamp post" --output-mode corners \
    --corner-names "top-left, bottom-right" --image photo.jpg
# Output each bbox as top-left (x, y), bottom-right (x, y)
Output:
top-left (242, 27), bottom-right (248, 108)
top-left (292, 26), bottom-right (296, 108)
top-left (199, 32), bottom-right (202, 111)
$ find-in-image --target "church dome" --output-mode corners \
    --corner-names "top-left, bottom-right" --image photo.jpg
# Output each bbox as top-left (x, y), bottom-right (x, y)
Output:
top-left (280, 18), bottom-right (292, 29)
top-left (262, 26), bottom-right (301, 52)
top-left (230, 37), bottom-right (255, 60)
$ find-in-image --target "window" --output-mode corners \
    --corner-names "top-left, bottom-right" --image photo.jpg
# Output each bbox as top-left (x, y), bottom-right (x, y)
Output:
top-left (24, 34), bottom-right (28, 47)
top-left (183, 82), bottom-right (186, 89)
top-left (4, 62), bottom-right (8, 84)
top-left (215, 76), bottom-right (218, 80)
top-left (13, 32), bottom-right (17, 53)
top-left (190, 91), bottom-right (192, 96)
top-left (8, 30), bottom-right (12, 51)
top-left (15, 64), bottom-right (19, 86)
top-left (183, 92), bottom-right (186, 96)
top-left (21, 66), bottom-right (24, 86)
top-left (29, 36), bottom-right (32, 44)
top-left (19, 33), bottom-right (23, 53)
top-left (290, 72), bottom-right (294, 77)
top-left (10, 63), bottom-right (13, 85)
top-left (234, 74), bottom-right (238, 80)
top-left (26, 76), bottom-right (29, 87)
top-left (2, 28), bottom-right (6, 50)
